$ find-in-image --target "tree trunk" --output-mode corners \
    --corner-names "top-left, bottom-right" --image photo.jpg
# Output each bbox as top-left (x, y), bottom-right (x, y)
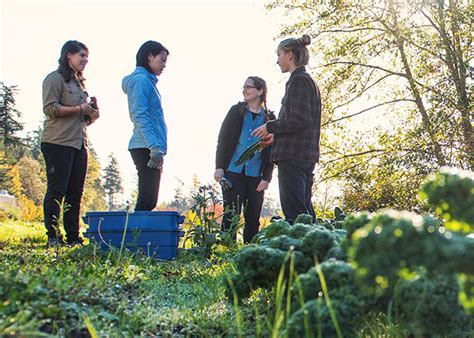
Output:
top-left (386, 2), bottom-right (447, 167)
top-left (441, 0), bottom-right (474, 169)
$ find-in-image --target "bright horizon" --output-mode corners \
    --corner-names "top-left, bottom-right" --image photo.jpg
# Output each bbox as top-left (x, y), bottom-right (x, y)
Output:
top-left (1, 0), bottom-right (295, 205)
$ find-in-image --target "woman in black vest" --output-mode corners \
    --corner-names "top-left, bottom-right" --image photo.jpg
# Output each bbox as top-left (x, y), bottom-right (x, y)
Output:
top-left (214, 76), bottom-right (275, 243)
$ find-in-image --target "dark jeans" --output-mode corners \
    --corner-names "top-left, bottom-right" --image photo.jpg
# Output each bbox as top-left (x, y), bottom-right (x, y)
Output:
top-left (130, 148), bottom-right (162, 211)
top-left (222, 171), bottom-right (264, 243)
top-left (41, 142), bottom-right (88, 241)
top-left (277, 160), bottom-right (316, 224)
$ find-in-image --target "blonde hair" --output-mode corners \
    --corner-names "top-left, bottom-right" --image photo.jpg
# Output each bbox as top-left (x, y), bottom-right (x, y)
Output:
top-left (278, 34), bottom-right (311, 67)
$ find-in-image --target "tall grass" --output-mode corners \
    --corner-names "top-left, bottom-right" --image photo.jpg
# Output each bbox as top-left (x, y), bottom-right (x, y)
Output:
top-left (314, 258), bottom-right (343, 338)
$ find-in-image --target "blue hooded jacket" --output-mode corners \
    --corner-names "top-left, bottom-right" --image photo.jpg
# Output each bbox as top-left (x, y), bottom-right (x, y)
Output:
top-left (122, 66), bottom-right (167, 153)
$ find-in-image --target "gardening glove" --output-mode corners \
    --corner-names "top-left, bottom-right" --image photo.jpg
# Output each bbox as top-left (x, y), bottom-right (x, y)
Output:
top-left (214, 168), bottom-right (225, 182)
top-left (220, 176), bottom-right (233, 192)
top-left (147, 147), bottom-right (164, 169)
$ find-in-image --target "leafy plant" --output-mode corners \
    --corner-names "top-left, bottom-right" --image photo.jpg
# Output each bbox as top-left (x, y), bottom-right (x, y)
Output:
top-left (182, 184), bottom-right (239, 256)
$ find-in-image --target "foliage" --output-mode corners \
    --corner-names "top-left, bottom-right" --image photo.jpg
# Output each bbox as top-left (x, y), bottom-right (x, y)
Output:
top-left (227, 169), bottom-right (474, 336)
top-left (0, 142), bottom-right (10, 188)
top-left (0, 82), bottom-right (24, 149)
top-left (226, 212), bottom-right (346, 302)
top-left (421, 167), bottom-right (474, 232)
top-left (167, 179), bottom-right (192, 213)
top-left (17, 195), bottom-right (43, 222)
top-left (25, 125), bottom-right (43, 161)
top-left (0, 201), bottom-right (21, 221)
top-left (4, 164), bottom-right (22, 198)
top-left (102, 153), bottom-right (123, 211)
top-left (16, 156), bottom-right (46, 206)
top-left (268, 0), bottom-right (473, 211)
top-left (82, 147), bottom-right (106, 212)
top-left (286, 292), bottom-right (363, 338)
top-left (0, 221), bottom-right (252, 337)
top-left (348, 168), bottom-right (474, 325)
top-left (182, 184), bottom-right (236, 256)
top-left (350, 210), bottom-right (474, 283)
top-left (394, 273), bottom-right (468, 336)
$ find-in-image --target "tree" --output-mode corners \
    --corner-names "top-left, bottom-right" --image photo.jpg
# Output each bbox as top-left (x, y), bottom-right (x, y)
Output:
top-left (268, 0), bottom-right (472, 210)
top-left (4, 165), bottom-right (23, 198)
top-left (0, 82), bottom-right (24, 150)
top-left (82, 147), bottom-right (107, 212)
top-left (168, 179), bottom-right (192, 213)
top-left (25, 125), bottom-right (44, 161)
top-left (17, 156), bottom-right (46, 205)
top-left (102, 153), bottom-right (123, 211)
top-left (0, 141), bottom-right (10, 190)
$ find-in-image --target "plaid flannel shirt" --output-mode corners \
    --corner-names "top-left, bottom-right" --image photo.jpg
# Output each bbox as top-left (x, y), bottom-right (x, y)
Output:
top-left (266, 67), bottom-right (322, 163)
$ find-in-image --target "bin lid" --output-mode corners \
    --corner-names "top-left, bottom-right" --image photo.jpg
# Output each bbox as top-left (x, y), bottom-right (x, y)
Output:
top-left (82, 210), bottom-right (185, 231)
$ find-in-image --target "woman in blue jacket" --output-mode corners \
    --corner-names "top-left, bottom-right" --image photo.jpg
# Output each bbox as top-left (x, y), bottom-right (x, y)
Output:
top-left (122, 40), bottom-right (169, 211)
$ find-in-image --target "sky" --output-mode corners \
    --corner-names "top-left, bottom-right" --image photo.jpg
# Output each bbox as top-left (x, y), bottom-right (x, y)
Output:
top-left (1, 0), bottom-right (294, 204)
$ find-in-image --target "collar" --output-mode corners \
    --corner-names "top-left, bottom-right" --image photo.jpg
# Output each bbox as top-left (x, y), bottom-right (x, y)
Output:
top-left (136, 66), bottom-right (158, 84)
top-left (289, 66), bottom-right (306, 80)
top-left (245, 104), bottom-right (265, 116)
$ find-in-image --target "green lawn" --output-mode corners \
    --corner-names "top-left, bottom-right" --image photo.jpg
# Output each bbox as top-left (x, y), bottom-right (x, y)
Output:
top-left (0, 221), bottom-right (279, 336)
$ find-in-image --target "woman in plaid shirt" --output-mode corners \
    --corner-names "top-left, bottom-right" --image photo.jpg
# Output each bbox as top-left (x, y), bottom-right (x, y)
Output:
top-left (253, 34), bottom-right (322, 224)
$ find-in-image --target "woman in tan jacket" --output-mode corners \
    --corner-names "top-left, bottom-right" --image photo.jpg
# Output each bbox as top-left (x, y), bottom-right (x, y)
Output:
top-left (41, 40), bottom-right (99, 247)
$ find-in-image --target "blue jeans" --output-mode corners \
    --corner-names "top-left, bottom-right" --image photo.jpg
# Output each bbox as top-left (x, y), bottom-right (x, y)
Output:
top-left (277, 160), bottom-right (316, 224)
top-left (130, 148), bottom-right (162, 211)
top-left (41, 142), bottom-right (88, 241)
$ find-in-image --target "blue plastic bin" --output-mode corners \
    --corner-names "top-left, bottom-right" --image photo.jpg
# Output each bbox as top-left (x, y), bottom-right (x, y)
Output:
top-left (82, 211), bottom-right (185, 260)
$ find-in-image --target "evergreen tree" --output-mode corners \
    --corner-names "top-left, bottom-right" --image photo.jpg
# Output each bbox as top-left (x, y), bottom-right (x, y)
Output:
top-left (0, 141), bottom-right (10, 190)
top-left (102, 153), bottom-right (123, 211)
top-left (168, 179), bottom-right (192, 213)
top-left (0, 82), bottom-right (24, 149)
top-left (25, 125), bottom-right (44, 161)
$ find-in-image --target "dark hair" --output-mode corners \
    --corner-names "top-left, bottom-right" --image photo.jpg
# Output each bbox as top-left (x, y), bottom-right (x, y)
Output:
top-left (278, 34), bottom-right (311, 67)
top-left (136, 40), bottom-right (169, 73)
top-left (57, 40), bottom-right (88, 86)
top-left (247, 76), bottom-right (270, 115)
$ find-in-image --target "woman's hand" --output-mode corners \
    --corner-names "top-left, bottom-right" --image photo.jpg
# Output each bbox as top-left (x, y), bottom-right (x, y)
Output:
top-left (88, 108), bottom-right (100, 124)
top-left (256, 180), bottom-right (269, 192)
top-left (252, 123), bottom-right (269, 139)
top-left (81, 102), bottom-right (100, 124)
top-left (214, 168), bottom-right (224, 182)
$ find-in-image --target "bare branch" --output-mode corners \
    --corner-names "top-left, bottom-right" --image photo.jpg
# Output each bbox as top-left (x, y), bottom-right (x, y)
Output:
top-left (323, 98), bottom-right (416, 126)
top-left (319, 27), bottom-right (386, 34)
top-left (323, 149), bottom-right (387, 164)
top-left (333, 73), bottom-right (397, 110)
top-left (323, 61), bottom-right (407, 77)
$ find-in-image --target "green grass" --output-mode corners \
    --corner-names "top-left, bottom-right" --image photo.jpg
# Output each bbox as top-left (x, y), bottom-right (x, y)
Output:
top-left (0, 220), bottom-right (270, 336)
top-left (1, 220), bottom-right (418, 336)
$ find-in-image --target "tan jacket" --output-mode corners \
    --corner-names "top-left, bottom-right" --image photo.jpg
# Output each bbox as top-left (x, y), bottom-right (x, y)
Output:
top-left (41, 71), bottom-right (88, 149)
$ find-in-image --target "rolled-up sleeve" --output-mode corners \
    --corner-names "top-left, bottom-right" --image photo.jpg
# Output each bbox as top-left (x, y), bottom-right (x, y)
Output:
top-left (42, 72), bottom-right (63, 118)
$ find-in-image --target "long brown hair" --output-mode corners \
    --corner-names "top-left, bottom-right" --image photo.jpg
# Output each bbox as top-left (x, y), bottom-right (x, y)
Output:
top-left (246, 76), bottom-right (271, 119)
top-left (57, 40), bottom-right (88, 88)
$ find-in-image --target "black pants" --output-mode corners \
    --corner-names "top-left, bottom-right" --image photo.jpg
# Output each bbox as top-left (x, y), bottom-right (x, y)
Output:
top-left (222, 171), bottom-right (264, 243)
top-left (277, 160), bottom-right (316, 224)
top-left (41, 142), bottom-right (88, 241)
top-left (130, 148), bottom-right (162, 211)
